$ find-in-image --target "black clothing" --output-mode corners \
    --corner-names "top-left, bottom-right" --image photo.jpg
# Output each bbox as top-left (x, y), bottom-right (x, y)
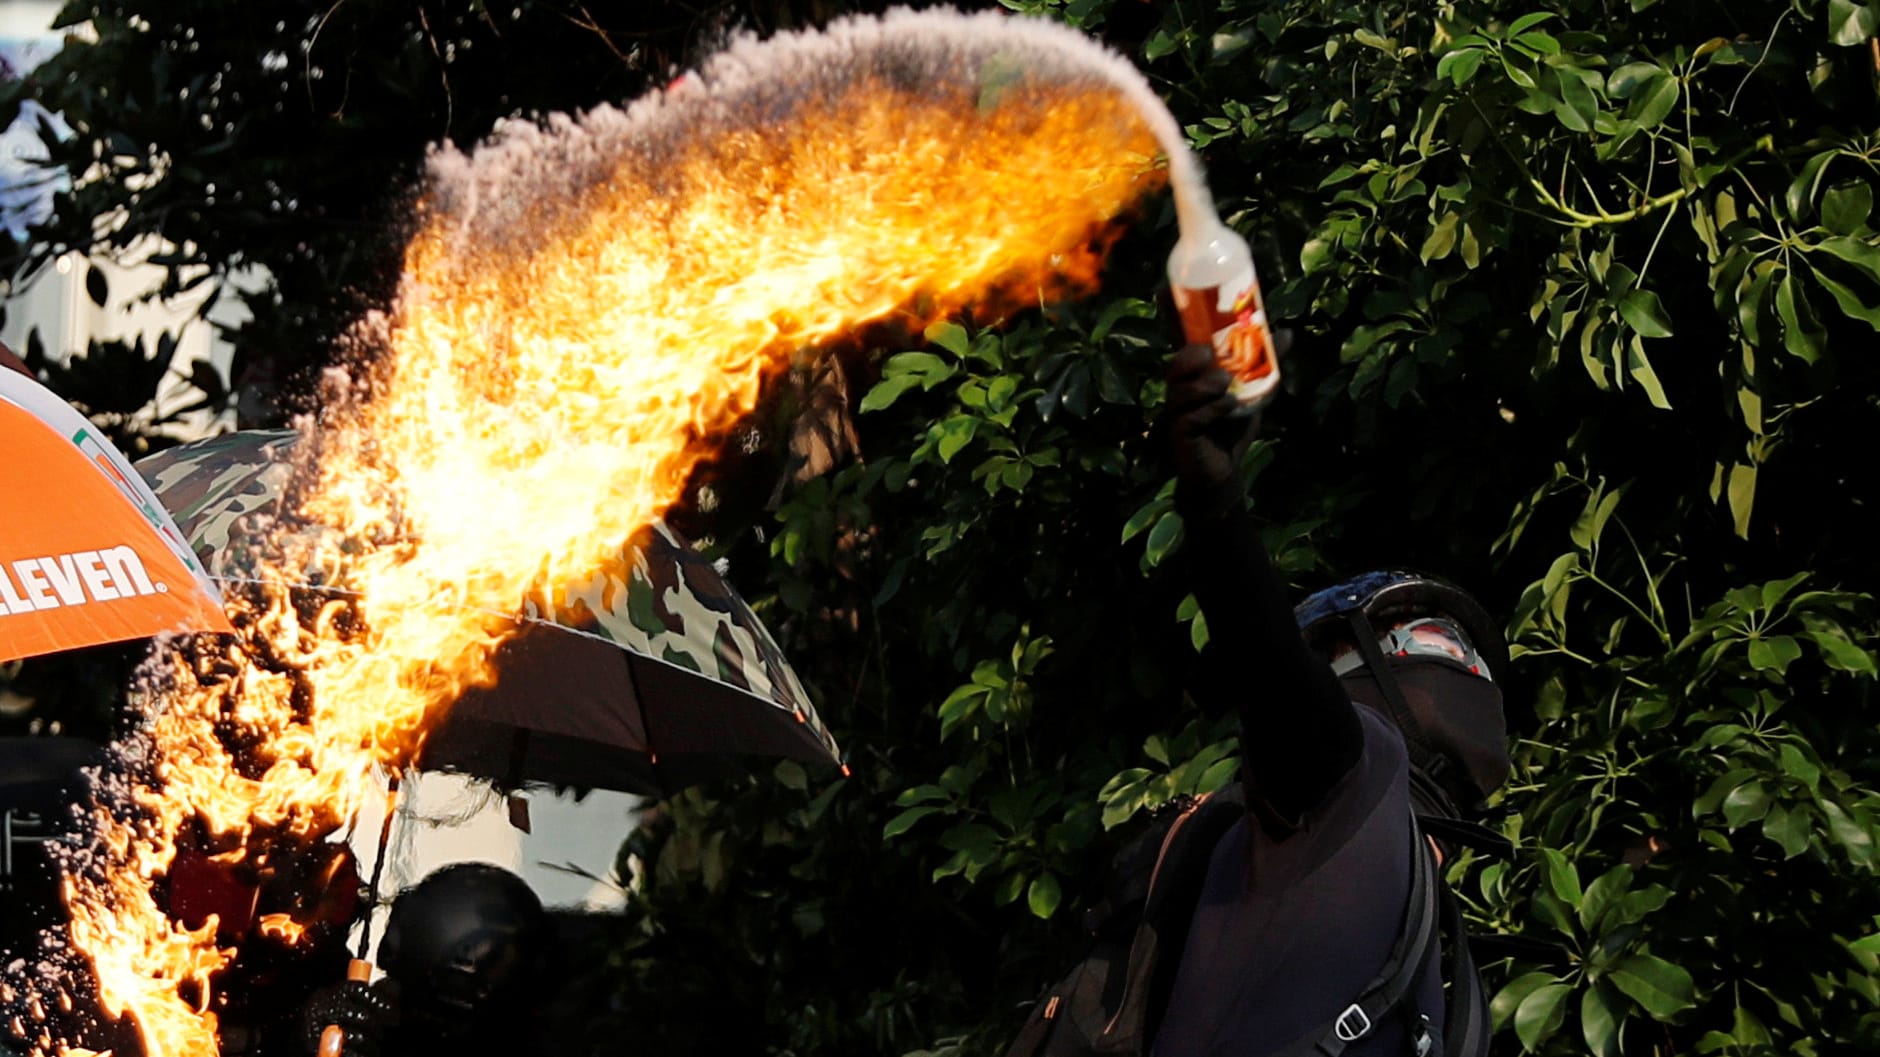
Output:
top-left (1150, 706), bottom-right (1443, 1056)
top-left (1177, 491), bottom-right (1361, 829)
top-left (1162, 344), bottom-right (1445, 1055)
top-left (1165, 342), bottom-right (1360, 828)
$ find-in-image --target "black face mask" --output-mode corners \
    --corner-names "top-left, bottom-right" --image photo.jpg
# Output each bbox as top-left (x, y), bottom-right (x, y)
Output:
top-left (1340, 656), bottom-right (1508, 815)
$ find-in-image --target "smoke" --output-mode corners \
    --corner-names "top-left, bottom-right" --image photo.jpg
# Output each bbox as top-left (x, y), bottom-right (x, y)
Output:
top-left (418, 7), bottom-right (1205, 259)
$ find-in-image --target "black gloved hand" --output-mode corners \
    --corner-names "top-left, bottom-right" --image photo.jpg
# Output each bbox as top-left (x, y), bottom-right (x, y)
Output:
top-left (297, 979), bottom-right (400, 1057)
top-left (1168, 343), bottom-right (1261, 518)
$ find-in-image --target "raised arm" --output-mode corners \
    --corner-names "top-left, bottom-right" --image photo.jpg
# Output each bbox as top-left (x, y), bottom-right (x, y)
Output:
top-left (1165, 343), bottom-right (1361, 833)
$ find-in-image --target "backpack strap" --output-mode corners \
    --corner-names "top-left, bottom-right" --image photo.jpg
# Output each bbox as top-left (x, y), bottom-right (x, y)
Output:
top-left (1344, 611), bottom-right (1441, 774)
top-left (1416, 814), bottom-right (1514, 859)
top-left (1437, 880), bottom-right (1492, 1057)
top-left (1093, 789), bottom-right (1246, 1056)
top-left (1269, 812), bottom-right (1444, 1057)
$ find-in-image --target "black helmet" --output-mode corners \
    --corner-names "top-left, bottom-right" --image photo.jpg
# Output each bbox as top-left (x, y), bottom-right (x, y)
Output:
top-left (377, 863), bottom-right (549, 1032)
top-left (1295, 571), bottom-right (1510, 817)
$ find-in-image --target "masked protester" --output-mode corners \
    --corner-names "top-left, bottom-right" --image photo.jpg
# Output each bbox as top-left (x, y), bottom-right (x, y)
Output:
top-left (1154, 341), bottom-right (1506, 1056)
top-left (1002, 344), bottom-right (1507, 1057)
top-left (293, 863), bottom-right (552, 1057)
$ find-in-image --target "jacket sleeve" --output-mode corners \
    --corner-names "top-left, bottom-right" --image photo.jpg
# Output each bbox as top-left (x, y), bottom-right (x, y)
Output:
top-left (1177, 485), bottom-right (1363, 835)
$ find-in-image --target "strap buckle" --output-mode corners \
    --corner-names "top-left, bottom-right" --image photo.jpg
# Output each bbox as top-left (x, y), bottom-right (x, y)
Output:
top-left (1334, 1004), bottom-right (1372, 1042)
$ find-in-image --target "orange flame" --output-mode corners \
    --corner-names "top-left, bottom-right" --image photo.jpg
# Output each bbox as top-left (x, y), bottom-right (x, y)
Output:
top-left (41, 12), bottom-right (1171, 1056)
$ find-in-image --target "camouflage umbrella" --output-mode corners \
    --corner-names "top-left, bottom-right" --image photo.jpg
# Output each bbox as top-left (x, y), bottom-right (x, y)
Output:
top-left (134, 429), bottom-right (841, 797)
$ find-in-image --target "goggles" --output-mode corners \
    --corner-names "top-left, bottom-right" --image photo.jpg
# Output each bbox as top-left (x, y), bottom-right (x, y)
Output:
top-left (1329, 616), bottom-right (1493, 683)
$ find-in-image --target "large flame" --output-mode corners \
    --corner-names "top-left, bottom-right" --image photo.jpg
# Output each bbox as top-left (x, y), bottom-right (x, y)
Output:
top-left (35, 10), bottom-right (1180, 1055)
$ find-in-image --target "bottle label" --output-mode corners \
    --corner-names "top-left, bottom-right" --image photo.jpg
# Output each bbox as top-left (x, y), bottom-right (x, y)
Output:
top-left (1172, 271), bottom-right (1279, 405)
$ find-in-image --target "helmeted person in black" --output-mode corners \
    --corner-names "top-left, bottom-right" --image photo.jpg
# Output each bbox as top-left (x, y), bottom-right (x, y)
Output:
top-left (292, 862), bottom-right (554, 1057)
top-left (1155, 342), bottom-right (1507, 1057)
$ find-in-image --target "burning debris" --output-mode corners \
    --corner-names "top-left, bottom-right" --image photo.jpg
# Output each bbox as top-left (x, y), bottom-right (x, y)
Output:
top-left (11, 8), bottom-right (1220, 1055)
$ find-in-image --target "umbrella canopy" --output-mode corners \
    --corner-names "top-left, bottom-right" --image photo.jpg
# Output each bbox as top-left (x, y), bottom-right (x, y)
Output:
top-left (133, 429), bottom-right (841, 797)
top-left (0, 370), bottom-right (232, 664)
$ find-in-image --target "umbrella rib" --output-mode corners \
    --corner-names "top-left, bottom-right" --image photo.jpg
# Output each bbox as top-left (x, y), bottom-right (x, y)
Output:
top-left (354, 773), bottom-right (402, 961)
top-left (621, 652), bottom-right (661, 797)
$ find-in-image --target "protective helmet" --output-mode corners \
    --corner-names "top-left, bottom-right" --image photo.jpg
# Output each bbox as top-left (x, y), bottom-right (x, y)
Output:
top-left (1294, 571), bottom-right (1510, 817)
top-left (377, 863), bottom-right (549, 1032)
top-left (1294, 570), bottom-right (1508, 677)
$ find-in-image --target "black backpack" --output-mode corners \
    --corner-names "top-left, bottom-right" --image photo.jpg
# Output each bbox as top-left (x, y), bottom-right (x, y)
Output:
top-left (1000, 779), bottom-right (1502, 1057)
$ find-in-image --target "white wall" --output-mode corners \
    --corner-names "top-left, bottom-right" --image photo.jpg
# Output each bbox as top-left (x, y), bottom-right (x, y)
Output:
top-left (0, 1), bottom-right (255, 439)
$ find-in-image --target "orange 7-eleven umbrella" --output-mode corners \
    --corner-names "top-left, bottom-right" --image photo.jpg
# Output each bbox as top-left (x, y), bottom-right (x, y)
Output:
top-left (0, 365), bottom-right (232, 663)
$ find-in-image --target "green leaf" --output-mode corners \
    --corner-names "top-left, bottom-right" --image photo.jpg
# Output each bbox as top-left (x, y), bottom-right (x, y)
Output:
top-left (1630, 75), bottom-right (1679, 129)
top-left (1197, 754), bottom-right (1240, 792)
top-left (1028, 871), bottom-right (1063, 919)
top-left (1778, 742), bottom-right (1823, 790)
top-left (1813, 235), bottom-right (1880, 284)
top-left (1421, 211), bottom-right (1460, 262)
top-left (1144, 510), bottom-right (1185, 567)
top-left (1721, 779), bottom-right (1771, 826)
top-left (1580, 865), bottom-right (1634, 930)
top-left (1491, 972), bottom-right (1561, 1030)
top-left (1558, 68), bottom-right (1599, 127)
top-left (935, 415), bottom-right (979, 463)
top-left (1805, 261), bottom-right (1880, 330)
top-left (1775, 272), bottom-right (1824, 363)
top-left (1821, 182), bottom-right (1873, 235)
top-left (1610, 954), bottom-right (1697, 1019)
top-left (1551, 91), bottom-right (1591, 132)
top-left (1514, 982), bottom-right (1572, 1049)
top-left (1627, 338), bottom-right (1672, 410)
top-left (1300, 236), bottom-right (1336, 274)
top-left (895, 784), bottom-right (950, 806)
top-left (1507, 12), bottom-right (1556, 34)
top-left (1746, 634), bottom-right (1801, 673)
top-left (1516, 30), bottom-right (1562, 55)
top-left (1786, 151), bottom-right (1834, 221)
top-left (774, 759), bottom-right (808, 790)
top-left (1541, 846), bottom-right (1583, 908)
top-left (938, 823), bottom-right (1001, 857)
top-left (860, 375), bottom-right (920, 413)
top-left (1726, 463), bottom-right (1756, 538)
top-left (1569, 485), bottom-right (1623, 550)
top-left (1761, 803), bottom-right (1812, 858)
top-left (1737, 262), bottom-right (1776, 345)
top-left (884, 350), bottom-right (951, 379)
top-left (1352, 27), bottom-right (1394, 52)
top-left (1850, 931), bottom-right (1880, 962)
top-left (924, 320), bottom-right (972, 358)
top-left (1697, 768), bottom-right (1758, 814)
top-left (1607, 62), bottom-right (1663, 99)
top-left (1439, 47), bottom-right (1486, 85)
top-left (1618, 289), bottom-right (1674, 337)
top-left (1808, 625), bottom-right (1879, 674)
top-left (1583, 983), bottom-right (1622, 1057)
top-left (1829, 0), bottom-right (1879, 46)
top-left (985, 374), bottom-right (1018, 410)
top-left (1501, 52), bottom-right (1538, 89)
top-left (1820, 800), bottom-right (1876, 864)
top-left (1608, 885), bottom-right (1672, 927)
top-left (883, 805), bottom-right (942, 838)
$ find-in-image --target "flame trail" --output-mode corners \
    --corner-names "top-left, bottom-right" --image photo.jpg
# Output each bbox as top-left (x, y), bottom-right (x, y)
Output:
top-left (27, 9), bottom-right (1198, 1055)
